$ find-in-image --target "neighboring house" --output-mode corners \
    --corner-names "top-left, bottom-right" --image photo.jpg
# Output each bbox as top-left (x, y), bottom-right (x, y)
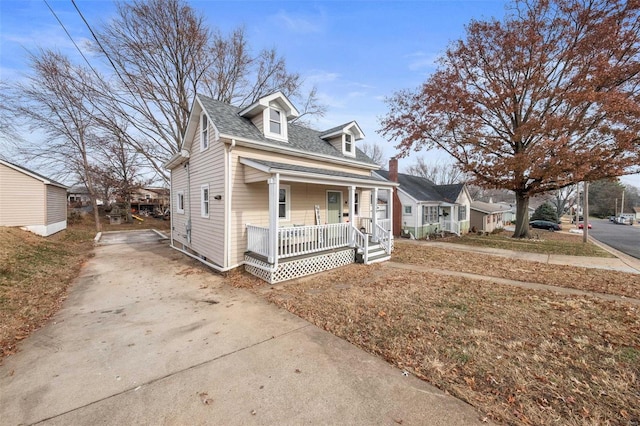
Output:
top-left (470, 201), bottom-right (511, 233)
top-left (130, 187), bottom-right (170, 214)
top-left (375, 162), bottom-right (472, 238)
top-left (0, 159), bottom-right (68, 236)
top-left (67, 185), bottom-right (92, 206)
top-left (164, 92), bottom-right (397, 284)
top-left (495, 201), bottom-right (534, 223)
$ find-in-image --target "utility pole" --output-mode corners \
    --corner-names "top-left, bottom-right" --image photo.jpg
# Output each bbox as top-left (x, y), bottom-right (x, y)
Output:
top-left (615, 198), bottom-right (618, 216)
top-left (621, 187), bottom-right (625, 215)
top-left (583, 181), bottom-right (589, 243)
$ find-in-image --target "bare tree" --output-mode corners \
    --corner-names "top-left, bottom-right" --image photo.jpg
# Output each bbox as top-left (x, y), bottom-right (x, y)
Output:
top-left (90, 0), bottom-right (324, 182)
top-left (551, 185), bottom-right (577, 220)
top-left (359, 142), bottom-right (386, 168)
top-left (404, 157), bottom-right (465, 185)
top-left (17, 50), bottom-right (103, 231)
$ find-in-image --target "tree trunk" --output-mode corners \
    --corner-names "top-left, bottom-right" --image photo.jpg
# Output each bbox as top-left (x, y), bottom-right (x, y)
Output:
top-left (513, 191), bottom-right (530, 238)
top-left (583, 181), bottom-right (589, 243)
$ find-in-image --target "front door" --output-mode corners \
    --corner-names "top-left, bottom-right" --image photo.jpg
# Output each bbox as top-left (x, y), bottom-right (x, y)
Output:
top-left (327, 191), bottom-right (342, 224)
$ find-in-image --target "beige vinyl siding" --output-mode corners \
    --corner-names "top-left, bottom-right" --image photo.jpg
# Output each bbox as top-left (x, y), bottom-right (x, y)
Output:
top-left (171, 164), bottom-right (188, 246)
top-left (45, 186), bottom-right (67, 224)
top-left (228, 144), bottom-right (380, 266)
top-left (233, 144), bottom-right (372, 177)
top-left (187, 121), bottom-right (226, 266)
top-left (0, 164), bottom-right (45, 226)
top-left (243, 165), bottom-right (269, 183)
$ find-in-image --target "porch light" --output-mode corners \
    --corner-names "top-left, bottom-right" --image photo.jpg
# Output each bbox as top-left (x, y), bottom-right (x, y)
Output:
top-left (213, 195), bottom-right (222, 200)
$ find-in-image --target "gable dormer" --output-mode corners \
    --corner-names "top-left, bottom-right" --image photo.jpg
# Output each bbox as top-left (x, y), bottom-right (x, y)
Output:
top-left (320, 121), bottom-right (365, 158)
top-left (238, 92), bottom-right (299, 142)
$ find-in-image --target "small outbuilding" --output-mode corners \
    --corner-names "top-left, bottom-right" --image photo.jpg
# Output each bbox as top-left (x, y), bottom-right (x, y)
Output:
top-left (0, 159), bottom-right (68, 236)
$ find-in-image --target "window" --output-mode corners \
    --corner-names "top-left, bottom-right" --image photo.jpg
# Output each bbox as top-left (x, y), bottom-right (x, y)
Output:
top-left (344, 133), bottom-right (352, 153)
top-left (404, 205), bottom-right (412, 215)
top-left (201, 185), bottom-right (209, 218)
top-left (278, 185), bottom-right (290, 220)
top-left (354, 192), bottom-right (359, 215)
top-left (176, 191), bottom-right (185, 214)
top-left (269, 108), bottom-right (282, 135)
top-left (458, 206), bottom-right (467, 221)
top-left (201, 113), bottom-right (209, 151)
top-left (422, 206), bottom-right (438, 224)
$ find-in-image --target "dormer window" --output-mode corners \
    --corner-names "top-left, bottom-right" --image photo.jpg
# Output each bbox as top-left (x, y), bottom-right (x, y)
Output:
top-left (269, 108), bottom-right (282, 135)
top-left (200, 113), bottom-right (209, 151)
top-left (344, 134), bottom-right (352, 153)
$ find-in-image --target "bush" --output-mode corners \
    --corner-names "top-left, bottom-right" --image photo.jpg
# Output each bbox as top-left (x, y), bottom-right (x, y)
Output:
top-left (531, 202), bottom-right (558, 223)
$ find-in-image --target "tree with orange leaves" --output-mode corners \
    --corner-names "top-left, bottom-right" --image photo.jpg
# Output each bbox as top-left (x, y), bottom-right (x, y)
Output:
top-left (380, 0), bottom-right (640, 238)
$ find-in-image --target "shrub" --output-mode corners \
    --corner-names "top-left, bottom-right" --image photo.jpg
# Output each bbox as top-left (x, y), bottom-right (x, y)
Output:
top-left (531, 202), bottom-right (558, 223)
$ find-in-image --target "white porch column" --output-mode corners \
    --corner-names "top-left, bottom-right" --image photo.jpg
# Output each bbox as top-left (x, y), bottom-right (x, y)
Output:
top-left (372, 187), bottom-right (379, 242)
top-left (348, 185), bottom-right (356, 246)
top-left (267, 174), bottom-right (280, 264)
top-left (387, 187), bottom-right (393, 237)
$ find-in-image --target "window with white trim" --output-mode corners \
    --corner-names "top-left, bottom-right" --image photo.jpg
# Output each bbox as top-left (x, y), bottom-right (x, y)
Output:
top-left (269, 108), bottom-right (282, 135)
top-left (422, 206), bottom-right (438, 224)
top-left (458, 206), bottom-right (467, 221)
top-left (344, 133), bottom-right (352, 153)
top-left (201, 184), bottom-right (209, 218)
top-left (354, 192), bottom-right (359, 215)
top-left (404, 205), bottom-right (412, 215)
top-left (176, 191), bottom-right (185, 214)
top-left (278, 185), bottom-right (290, 220)
top-left (201, 113), bottom-right (209, 151)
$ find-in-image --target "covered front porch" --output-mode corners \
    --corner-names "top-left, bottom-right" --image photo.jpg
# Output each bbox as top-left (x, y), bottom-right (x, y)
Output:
top-left (240, 158), bottom-right (396, 283)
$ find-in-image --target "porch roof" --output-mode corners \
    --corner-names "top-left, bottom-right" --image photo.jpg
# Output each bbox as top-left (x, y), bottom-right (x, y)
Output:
top-left (240, 158), bottom-right (397, 188)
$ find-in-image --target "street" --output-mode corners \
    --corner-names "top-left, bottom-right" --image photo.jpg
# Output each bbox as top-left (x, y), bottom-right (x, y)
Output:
top-left (587, 218), bottom-right (640, 260)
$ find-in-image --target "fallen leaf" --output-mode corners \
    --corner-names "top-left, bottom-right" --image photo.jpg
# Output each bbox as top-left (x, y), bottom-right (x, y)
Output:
top-left (198, 392), bottom-right (213, 405)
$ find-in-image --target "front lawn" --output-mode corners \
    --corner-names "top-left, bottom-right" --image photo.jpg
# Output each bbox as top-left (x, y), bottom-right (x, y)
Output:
top-left (448, 230), bottom-right (614, 257)
top-left (232, 263), bottom-right (640, 425)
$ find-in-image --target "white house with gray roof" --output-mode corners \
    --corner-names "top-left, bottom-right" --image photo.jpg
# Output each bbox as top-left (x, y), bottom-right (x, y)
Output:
top-left (164, 92), bottom-right (397, 283)
top-left (375, 161), bottom-right (472, 238)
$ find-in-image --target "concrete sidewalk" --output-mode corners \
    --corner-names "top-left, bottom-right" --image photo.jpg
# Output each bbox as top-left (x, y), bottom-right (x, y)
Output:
top-left (404, 239), bottom-right (640, 274)
top-left (0, 235), bottom-right (487, 425)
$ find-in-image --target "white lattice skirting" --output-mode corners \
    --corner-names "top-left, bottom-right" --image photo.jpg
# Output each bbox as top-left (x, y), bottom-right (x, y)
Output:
top-left (245, 248), bottom-right (355, 284)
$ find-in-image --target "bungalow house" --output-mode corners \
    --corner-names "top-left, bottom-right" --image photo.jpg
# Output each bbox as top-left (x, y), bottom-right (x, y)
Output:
top-left (470, 200), bottom-right (511, 233)
top-left (375, 163), bottom-right (472, 238)
top-left (0, 159), bottom-right (68, 236)
top-left (164, 92), bottom-right (397, 284)
top-left (494, 201), bottom-right (534, 223)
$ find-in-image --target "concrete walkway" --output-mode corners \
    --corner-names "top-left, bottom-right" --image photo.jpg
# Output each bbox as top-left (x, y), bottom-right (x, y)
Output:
top-left (0, 233), bottom-right (487, 425)
top-left (402, 239), bottom-right (640, 274)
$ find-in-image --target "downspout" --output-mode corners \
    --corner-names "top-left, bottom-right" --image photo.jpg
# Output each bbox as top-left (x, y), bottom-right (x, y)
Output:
top-left (185, 162), bottom-right (191, 244)
top-left (225, 139), bottom-right (236, 268)
top-left (169, 170), bottom-right (174, 247)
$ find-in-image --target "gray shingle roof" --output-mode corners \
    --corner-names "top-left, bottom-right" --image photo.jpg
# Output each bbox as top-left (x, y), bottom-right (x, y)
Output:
top-left (198, 94), bottom-right (376, 165)
top-left (470, 201), bottom-right (512, 214)
top-left (245, 159), bottom-right (389, 183)
top-left (376, 170), bottom-right (463, 203)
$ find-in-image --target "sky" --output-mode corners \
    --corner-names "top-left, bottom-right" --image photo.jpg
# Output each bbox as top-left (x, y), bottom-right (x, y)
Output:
top-left (1, 0), bottom-right (638, 189)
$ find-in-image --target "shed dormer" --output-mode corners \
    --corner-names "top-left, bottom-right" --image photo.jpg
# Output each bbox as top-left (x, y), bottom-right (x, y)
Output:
top-left (320, 121), bottom-right (365, 158)
top-left (238, 92), bottom-right (299, 142)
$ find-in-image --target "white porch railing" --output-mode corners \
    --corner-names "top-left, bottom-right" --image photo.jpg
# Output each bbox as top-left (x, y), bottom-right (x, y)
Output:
top-left (247, 223), bottom-right (352, 260)
top-left (352, 226), bottom-right (369, 263)
top-left (441, 220), bottom-right (468, 236)
top-left (359, 217), bottom-right (391, 235)
top-left (375, 222), bottom-right (391, 254)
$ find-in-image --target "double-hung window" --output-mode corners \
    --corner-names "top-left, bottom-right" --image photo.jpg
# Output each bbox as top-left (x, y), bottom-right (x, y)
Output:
top-left (269, 108), bottom-right (282, 135)
top-left (404, 205), bottom-right (412, 215)
top-left (344, 133), bottom-right (352, 154)
top-left (201, 185), bottom-right (209, 218)
top-left (458, 206), bottom-right (467, 221)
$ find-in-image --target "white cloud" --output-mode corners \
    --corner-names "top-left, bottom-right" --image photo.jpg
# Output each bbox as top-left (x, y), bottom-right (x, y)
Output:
top-left (272, 10), bottom-right (325, 34)
top-left (405, 51), bottom-right (440, 71)
top-left (305, 70), bottom-right (341, 84)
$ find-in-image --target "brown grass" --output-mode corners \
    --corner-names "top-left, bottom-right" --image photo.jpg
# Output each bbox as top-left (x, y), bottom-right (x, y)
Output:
top-left (447, 230), bottom-right (614, 257)
top-left (233, 265), bottom-right (640, 425)
top-left (393, 242), bottom-right (640, 299)
top-left (0, 212), bottom-right (169, 359)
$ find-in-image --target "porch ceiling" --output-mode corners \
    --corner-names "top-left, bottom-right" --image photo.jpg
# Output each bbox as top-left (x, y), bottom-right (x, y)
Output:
top-left (240, 157), bottom-right (397, 189)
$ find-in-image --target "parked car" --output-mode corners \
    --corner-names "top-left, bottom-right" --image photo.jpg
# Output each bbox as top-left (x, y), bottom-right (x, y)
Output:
top-left (530, 220), bottom-right (562, 231)
top-left (577, 221), bottom-right (592, 229)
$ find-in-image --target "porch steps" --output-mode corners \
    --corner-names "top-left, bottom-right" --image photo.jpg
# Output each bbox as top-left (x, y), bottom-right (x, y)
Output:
top-left (365, 242), bottom-right (391, 264)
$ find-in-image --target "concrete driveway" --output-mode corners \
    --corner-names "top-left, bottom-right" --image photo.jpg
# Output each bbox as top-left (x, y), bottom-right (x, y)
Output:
top-left (0, 231), bottom-right (487, 425)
